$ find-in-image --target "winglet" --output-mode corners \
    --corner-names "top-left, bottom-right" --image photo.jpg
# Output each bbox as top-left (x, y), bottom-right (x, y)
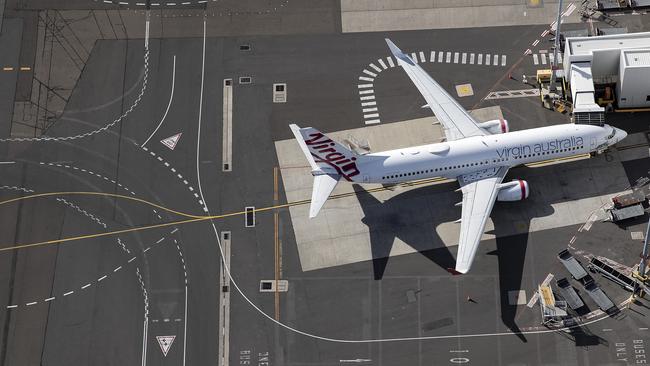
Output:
top-left (385, 38), bottom-right (415, 66)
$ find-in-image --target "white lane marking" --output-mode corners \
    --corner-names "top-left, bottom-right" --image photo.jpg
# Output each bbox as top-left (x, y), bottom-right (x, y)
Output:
top-left (360, 95), bottom-right (375, 101)
top-left (532, 39), bottom-right (539, 47)
top-left (63, 291), bottom-right (74, 296)
top-left (114, 266), bottom-right (122, 272)
top-left (362, 69), bottom-right (377, 77)
top-left (533, 54), bottom-right (539, 65)
top-left (493, 54), bottom-right (499, 66)
top-left (477, 54), bottom-right (483, 65)
top-left (362, 107), bottom-right (378, 113)
top-left (44, 297), bottom-right (55, 302)
top-left (358, 84), bottom-right (373, 89)
top-left (469, 53), bottom-right (475, 64)
top-left (171, 228), bottom-right (179, 234)
top-left (430, 51), bottom-right (436, 62)
top-left (438, 52), bottom-right (444, 63)
top-left (358, 76), bottom-right (373, 82)
top-left (377, 58), bottom-right (387, 69)
top-left (369, 63), bottom-right (381, 72)
top-left (190, 20), bottom-right (209, 366)
top-left (26, 302), bottom-right (37, 306)
top-left (386, 57), bottom-right (395, 68)
top-left (410, 53), bottom-right (418, 63)
top-left (0, 161), bottom-right (15, 164)
top-left (445, 52), bottom-right (451, 63)
top-left (541, 53), bottom-right (547, 64)
top-left (98, 275), bottom-right (107, 282)
top-left (82, 283), bottom-right (91, 289)
top-left (486, 54), bottom-right (491, 65)
top-left (453, 52), bottom-right (459, 63)
top-left (156, 237), bottom-right (165, 243)
top-left (364, 113), bottom-right (379, 119)
top-left (365, 119), bottom-right (380, 125)
top-left (563, 2), bottom-right (576, 16)
top-left (6, 305), bottom-right (17, 309)
top-left (501, 55), bottom-right (506, 66)
top-left (541, 29), bottom-right (549, 37)
top-left (361, 101), bottom-right (376, 107)
top-left (419, 51), bottom-right (426, 63)
top-left (461, 52), bottom-right (467, 64)
top-left (358, 89), bottom-right (374, 95)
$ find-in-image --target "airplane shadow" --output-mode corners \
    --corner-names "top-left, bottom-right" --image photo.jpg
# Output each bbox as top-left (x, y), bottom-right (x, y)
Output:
top-left (352, 158), bottom-right (631, 342)
top-left (352, 183), bottom-right (458, 280)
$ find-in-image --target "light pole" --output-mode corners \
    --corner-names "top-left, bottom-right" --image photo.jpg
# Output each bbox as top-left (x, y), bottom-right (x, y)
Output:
top-left (549, 0), bottom-right (563, 94)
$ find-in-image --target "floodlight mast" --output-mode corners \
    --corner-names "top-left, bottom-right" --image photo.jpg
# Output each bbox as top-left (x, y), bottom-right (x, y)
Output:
top-left (550, 0), bottom-right (563, 93)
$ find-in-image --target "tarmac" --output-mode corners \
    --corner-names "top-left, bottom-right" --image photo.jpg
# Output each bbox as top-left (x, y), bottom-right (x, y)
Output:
top-left (0, 1), bottom-right (649, 365)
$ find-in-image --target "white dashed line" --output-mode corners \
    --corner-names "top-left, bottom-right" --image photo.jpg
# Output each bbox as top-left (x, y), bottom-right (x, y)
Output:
top-left (63, 291), bottom-right (74, 296)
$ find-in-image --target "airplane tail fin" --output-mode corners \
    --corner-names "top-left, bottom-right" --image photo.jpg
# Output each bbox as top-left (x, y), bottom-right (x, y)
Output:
top-left (290, 124), bottom-right (362, 217)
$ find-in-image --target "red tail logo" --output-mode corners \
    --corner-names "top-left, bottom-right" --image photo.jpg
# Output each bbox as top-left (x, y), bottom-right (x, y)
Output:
top-left (304, 132), bottom-right (360, 181)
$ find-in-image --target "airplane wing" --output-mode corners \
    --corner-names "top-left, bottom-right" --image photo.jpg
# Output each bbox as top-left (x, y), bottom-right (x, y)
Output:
top-left (454, 167), bottom-right (509, 274)
top-left (385, 38), bottom-right (486, 141)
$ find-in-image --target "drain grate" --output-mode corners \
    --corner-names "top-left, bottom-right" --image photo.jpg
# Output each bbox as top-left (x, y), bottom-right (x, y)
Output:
top-left (245, 206), bottom-right (255, 227)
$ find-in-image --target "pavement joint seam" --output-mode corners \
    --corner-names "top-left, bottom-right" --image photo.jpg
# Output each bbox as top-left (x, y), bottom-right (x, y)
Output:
top-left (138, 144), bottom-right (205, 212)
top-left (357, 50), bottom-right (509, 125)
top-left (4, 231), bottom-right (173, 310)
top-left (0, 50), bottom-right (150, 143)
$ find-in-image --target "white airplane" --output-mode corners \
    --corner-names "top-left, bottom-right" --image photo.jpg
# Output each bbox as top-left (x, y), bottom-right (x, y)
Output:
top-left (290, 38), bottom-right (627, 274)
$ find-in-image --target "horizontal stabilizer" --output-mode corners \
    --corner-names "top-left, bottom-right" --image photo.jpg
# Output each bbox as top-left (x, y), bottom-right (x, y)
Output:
top-left (310, 174), bottom-right (340, 218)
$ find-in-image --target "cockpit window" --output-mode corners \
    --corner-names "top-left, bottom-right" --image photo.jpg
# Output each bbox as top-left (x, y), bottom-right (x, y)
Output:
top-left (607, 127), bottom-right (616, 139)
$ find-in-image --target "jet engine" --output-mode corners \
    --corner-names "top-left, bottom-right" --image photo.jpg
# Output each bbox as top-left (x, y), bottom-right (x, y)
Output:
top-left (478, 118), bottom-right (509, 134)
top-left (497, 179), bottom-right (529, 201)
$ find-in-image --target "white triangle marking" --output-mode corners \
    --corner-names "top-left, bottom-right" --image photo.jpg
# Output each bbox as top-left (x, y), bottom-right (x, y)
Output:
top-left (161, 133), bottom-right (182, 150)
top-left (156, 335), bottom-right (176, 357)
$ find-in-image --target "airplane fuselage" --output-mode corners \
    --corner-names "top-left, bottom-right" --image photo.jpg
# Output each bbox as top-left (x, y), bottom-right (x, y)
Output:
top-left (353, 123), bottom-right (624, 184)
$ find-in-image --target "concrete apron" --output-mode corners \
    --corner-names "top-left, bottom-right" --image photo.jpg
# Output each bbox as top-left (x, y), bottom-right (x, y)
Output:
top-left (275, 108), bottom-right (635, 271)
